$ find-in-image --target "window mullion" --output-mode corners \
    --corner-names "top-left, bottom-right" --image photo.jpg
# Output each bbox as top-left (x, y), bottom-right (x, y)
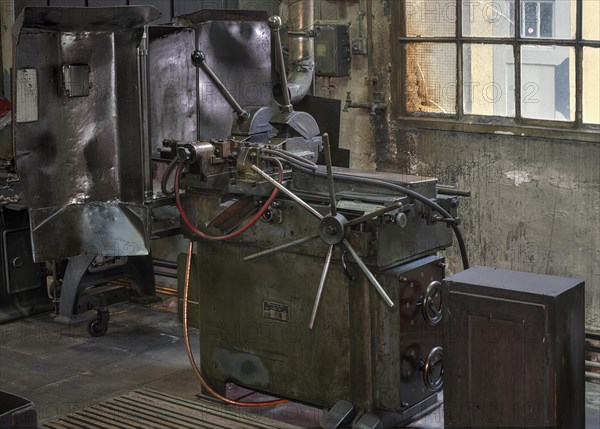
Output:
top-left (456, 0), bottom-right (463, 119)
top-left (515, 0), bottom-right (522, 122)
top-left (575, 0), bottom-right (583, 125)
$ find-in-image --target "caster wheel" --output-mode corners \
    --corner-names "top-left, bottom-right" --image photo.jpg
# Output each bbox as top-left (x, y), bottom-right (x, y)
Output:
top-left (87, 313), bottom-right (109, 337)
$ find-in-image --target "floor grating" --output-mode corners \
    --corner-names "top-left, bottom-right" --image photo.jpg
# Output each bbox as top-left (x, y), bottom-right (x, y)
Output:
top-left (42, 388), bottom-right (302, 429)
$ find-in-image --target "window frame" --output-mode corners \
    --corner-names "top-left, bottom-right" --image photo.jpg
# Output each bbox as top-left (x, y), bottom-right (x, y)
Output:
top-left (392, 0), bottom-right (600, 142)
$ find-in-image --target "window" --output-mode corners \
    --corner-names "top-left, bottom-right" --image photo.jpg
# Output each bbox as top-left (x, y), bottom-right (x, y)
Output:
top-left (395, 0), bottom-right (600, 132)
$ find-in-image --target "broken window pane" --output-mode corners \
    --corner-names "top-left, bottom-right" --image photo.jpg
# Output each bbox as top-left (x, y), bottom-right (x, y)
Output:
top-left (462, 0), bottom-right (514, 38)
top-left (583, 0), bottom-right (600, 41)
top-left (519, 1), bottom-right (575, 39)
top-left (464, 44), bottom-right (515, 117)
top-left (583, 47), bottom-right (600, 124)
top-left (405, 0), bottom-right (456, 37)
top-left (405, 43), bottom-right (457, 114)
top-left (521, 45), bottom-right (575, 121)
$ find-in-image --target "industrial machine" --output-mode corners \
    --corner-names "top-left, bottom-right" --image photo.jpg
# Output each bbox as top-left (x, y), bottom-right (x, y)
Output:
top-left (12, 2), bottom-right (469, 426)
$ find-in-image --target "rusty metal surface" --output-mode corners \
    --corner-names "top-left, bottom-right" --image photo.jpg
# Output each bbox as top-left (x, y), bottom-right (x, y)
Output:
top-left (13, 6), bottom-right (159, 261)
top-left (41, 388), bottom-right (302, 429)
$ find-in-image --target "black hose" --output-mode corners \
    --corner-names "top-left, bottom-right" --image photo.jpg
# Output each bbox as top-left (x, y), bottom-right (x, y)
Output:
top-left (272, 152), bottom-right (470, 270)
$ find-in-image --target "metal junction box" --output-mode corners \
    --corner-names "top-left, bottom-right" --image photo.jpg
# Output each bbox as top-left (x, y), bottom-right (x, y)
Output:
top-left (314, 24), bottom-right (350, 77)
top-left (442, 267), bottom-right (585, 428)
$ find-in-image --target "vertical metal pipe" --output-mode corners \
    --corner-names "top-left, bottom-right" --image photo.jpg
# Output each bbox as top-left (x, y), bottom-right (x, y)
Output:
top-left (514, 0), bottom-right (522, 123)
top-left (278, 0), bottom-right (314, 104)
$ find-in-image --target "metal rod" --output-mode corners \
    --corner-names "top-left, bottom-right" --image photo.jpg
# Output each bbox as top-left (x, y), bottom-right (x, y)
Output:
top-left (437, 187), bottom-right (471, 197)
top-left (251, 165), bottom-right (323, 220)
top-left (138, 27), bottom-right (153, 200)
top-left (345, 202), bottom-right (403, 228)
top-left (342, 239), bottom-right (394, 308)
top-left (191, 51), bottom-right (249, 121)
top-left (395, 37), bottom-right (600, 48)
top-left (322, 133), bottom-right (337, 216)
top-left (586, 372), bottom-right (600, 380)
top-left (244, 235), bottom-right (319, 261)
top-left (269, 16), bottom-right (293, 110)
top-left (309, 244), bottom-right (334, 330)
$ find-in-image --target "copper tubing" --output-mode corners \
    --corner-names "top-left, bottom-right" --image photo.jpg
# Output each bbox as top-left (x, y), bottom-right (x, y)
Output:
top-left (161, 158), bottom-right (179, 196)
top-left (182, 241), bottom-right (289, 407)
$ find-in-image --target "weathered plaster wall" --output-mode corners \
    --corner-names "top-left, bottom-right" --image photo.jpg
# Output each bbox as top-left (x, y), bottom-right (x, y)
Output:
top-left (321, 0), bottom-right (600, 329)
top-left (380, 129), bottom-right (600, 328)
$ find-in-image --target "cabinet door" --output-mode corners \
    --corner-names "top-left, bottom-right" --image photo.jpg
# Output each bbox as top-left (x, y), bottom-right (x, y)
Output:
top-left (443, 292), bottom-right (549, 428)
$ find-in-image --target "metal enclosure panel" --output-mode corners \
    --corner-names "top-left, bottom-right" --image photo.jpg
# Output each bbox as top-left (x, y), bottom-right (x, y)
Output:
top-left (174, 0), bottom-right (239, 16)
top-left (3, 228), bottom-right (44, 294)
top-left (88, 1), bottom-right (129, 5)
top-left (129, 0), bottom-right (171, 24)
top-left (147, 15), bottom-right (272, 149)
top-left (443, 267), bottom-right (585, 428)
top-left (148, 27), bottom-right (197, 157)
top-left (13, 6), bottom-right (161, 261)
top-left (195, 19), bottom-right (272, 140)
top-left (0, 206), bottom-right (49, 323)
top-left (180, 242), bottom-right (353, 407)
top-left (48, 0), bottom-right (85, 5)
top-left (372, 257), bottom-right (444, 415)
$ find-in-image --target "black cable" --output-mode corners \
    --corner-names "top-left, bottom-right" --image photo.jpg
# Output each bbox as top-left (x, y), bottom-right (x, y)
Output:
top-left (273, 151), bottom-right (470, 270)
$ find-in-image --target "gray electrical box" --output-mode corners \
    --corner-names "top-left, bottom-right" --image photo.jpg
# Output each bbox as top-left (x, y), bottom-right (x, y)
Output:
top-left (315, 24), bottom-right (351, 77)
top-left (443, 267), bottom-right (585, 428)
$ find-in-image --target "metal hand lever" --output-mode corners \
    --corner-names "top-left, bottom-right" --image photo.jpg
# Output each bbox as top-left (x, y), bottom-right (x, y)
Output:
top-left (309, 245), bottom-right (335, 329)
top-left (251, 165), bottom-right (323, 220)
top-left (343, 239), bottom-right (395, 308)
top-left (322, 133), bottom-right (337, 216)
top-left (345, 202), bottom-right (403, 228)
top-left (268, 16), bottom-right (293, 112)
top-left (191, 50), bottom-right (250, 122)
top-left (244, 235), bottom-right (319, 261)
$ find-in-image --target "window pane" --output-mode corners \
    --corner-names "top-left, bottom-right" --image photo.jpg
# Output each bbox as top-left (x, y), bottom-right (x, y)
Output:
top-left (583, 47), bottom-right (600, 124)
top-left (405, 43), bottom-right (457, 114)
top-left (521, 45), bottom-right (575, 121)
top-left (463, 0), bottom-right (514, 37)
top-left (583, 0), bottom-right (600, 40)
top-left (464, 44), bottom-right (515, 117)
top-left (405, 1), bottom-right (455, 37)
top-left (521, 0), bottom-right (575, 39)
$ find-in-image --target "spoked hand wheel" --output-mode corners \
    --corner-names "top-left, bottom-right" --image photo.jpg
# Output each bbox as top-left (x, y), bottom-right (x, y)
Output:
top-left (245, 134), bottom-right (399, 329)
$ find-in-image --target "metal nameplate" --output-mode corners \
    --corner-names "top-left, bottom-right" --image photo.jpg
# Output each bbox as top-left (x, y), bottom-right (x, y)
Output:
top-left (263, 301), bottom-right (289, 322)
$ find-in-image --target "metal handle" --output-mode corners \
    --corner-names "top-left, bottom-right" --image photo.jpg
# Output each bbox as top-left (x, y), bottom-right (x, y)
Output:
top-left (422, 346), bottom-right (443, 391)
top-left (191, 50), bottom-right (249, 122)
top-left (422, 280), bottom-right (442, 326)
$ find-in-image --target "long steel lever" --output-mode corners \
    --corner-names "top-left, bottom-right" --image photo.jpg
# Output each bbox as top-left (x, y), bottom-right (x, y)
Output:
top-left (244, 235), bottom-right (319, 261)
top-left (191, 50), bottom-right (249, 122)
top-left (268, 16), bottom-right (293, 113)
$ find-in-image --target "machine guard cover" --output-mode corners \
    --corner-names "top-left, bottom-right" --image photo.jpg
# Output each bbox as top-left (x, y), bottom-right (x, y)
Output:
top-left (12, 6), bottom-right (161, 262)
